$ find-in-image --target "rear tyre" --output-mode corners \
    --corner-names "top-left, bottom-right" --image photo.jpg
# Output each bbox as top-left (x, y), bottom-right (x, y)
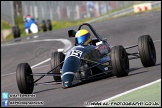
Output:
top-left (16, 63), bottom-right (34, 94)
top-left (12, 25), bottom-right (20, 39)
top-left (41, 20), bottom-right (47, 32)
top-left (51, 52), bottom-right (65, 82)
top-left (110, 45), bottom-right (129, 77)
top-left (138, 35), bottom-right (156, 67)
top-left (47, 19), bottom-right (52, 31)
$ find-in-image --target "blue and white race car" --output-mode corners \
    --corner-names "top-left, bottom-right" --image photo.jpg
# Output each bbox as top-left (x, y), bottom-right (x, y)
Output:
top-left (16, 23), bottom-right (156, 94)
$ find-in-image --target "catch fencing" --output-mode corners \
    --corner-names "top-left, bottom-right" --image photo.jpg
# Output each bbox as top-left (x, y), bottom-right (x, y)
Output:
top-left (1, 1), bottom-right (15, 25)
top-left (1, 1), bottom-right (161, 25)
top-left (21, 1), bottom-right (139, 22)
top-left (1, 1), bottom-right (139, 25)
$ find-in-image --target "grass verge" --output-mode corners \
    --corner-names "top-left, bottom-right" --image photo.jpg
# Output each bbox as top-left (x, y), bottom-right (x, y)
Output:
top-left (5, 18), bottom-right (92, 40)
top-left (1, 20), bottom-right (12, 30)
top-left (2, 3), bottom-right (161, 41)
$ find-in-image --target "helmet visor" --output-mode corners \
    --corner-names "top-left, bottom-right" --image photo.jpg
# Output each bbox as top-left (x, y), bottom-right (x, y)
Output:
top-left (76, 33), bottom-right (90, 44)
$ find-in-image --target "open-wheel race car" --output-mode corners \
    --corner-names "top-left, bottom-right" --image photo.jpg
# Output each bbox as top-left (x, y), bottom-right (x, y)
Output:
top-left (16, 23), bottom-right (156, 94)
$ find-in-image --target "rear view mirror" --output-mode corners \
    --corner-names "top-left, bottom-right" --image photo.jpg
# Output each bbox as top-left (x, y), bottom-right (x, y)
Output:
top-left (68, 30), bottom-right (76, 37)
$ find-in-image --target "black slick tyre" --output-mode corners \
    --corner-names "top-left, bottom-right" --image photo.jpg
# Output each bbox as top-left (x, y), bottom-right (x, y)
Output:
top-left (16, 63), bottom-right (34, 94)
top-left (41, 20), bottom-right (47, 32)
top-left (51, 52), bottom-right (65, 82)
top-left (47, 19), bottom-right (52, 31)
top-left (110, 45), bottom-right (129, 77)
top-left (12, 25), bottom-right (20, 38)
top-left (138, 35), bottom-right (156, 67)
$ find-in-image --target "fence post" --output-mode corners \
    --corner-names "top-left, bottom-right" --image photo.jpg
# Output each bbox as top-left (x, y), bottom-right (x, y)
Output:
top-left (10, 1), bottom-right (15, 26)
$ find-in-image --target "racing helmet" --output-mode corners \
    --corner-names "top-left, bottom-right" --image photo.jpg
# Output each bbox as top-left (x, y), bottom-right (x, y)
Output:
top-left (26, 15), bottom-right (31, 21)
top-left (75, 29), bottom-right (92, 45)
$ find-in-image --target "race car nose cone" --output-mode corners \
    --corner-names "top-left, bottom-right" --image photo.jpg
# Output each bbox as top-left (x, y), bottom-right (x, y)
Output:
top-left (61, 56), bottom-right (81, 88)
top-left (61, 72), bottom-right (74, 88)
top-left (62, 81), bottom-right (72, 88)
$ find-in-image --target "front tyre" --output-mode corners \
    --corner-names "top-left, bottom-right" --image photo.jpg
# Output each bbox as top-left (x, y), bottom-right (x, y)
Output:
top-left (47, 19), bottom-right (52, 31)
top-left (16, 63), bottom-right (34, 94)
top-left (41, 20), bottom-right (47, 32)
top-left (110, 45), bottom-right (129, 77)
top-left (12, 25), bottom-right (20, 39)
top-left (51, 52), bottom-right (65, 82)
top-left (138, 35), bottom-right (156, 67)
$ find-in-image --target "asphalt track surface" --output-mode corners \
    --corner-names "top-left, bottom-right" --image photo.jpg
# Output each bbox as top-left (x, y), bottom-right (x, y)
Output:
top-left (1, 10), bottom-right (161, 107)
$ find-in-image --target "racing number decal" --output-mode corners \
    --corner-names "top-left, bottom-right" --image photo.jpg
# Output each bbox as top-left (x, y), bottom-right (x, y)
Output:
top-left (70, 50), bottom-right (83, 58)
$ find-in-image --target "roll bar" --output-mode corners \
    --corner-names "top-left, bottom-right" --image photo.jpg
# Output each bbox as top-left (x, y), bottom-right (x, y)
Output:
top-left (68, 23), bottom-right (103, 41)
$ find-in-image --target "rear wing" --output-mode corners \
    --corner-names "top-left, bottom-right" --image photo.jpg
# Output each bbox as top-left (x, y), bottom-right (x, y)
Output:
top-left (68, 23), bottom-right (103, 41)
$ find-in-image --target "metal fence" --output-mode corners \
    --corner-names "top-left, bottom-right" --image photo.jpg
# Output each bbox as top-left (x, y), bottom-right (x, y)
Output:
top-left (21, 1), bottom-right (139, 22)
top-left (1, 1), bottom-right (15, 25)
top-left (87, 1), bottom-right (161, 23)
top-left (1, 1), bottom-right (160, 25)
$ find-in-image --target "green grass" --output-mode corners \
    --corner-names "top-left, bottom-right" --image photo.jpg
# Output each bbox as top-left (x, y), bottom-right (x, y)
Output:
top-left (105, 82), bottom-right (161, 107)
top-left (91, 81), bottom-right (161, 107)
top-left (5, 18), bottom-right (92, 40)
top-left (2, 2), bottom-right (161, 41)
top-left (94, 6), bottom-right (161, 23)
top-left (1, 20), bottom-right (12, 30)
top-left (51, 18), bottom-right (92, 30)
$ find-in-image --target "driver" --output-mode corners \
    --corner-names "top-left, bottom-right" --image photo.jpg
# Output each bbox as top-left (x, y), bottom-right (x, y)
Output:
top-left (75, 29), bottom-right (92, 45)
top-left (24, 15), bottom-right (39, 34)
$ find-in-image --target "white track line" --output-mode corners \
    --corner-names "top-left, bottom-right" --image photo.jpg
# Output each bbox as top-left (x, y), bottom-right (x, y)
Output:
top-left (1, 39), bottom-right (72, 49)
top-left (30, 58), bottom-right (51, 69)
top-left (32, 64), bottom-right (50, 69)
top-left (1, 39), bottom-right (160, 77)
top-left (33, 35), bottom-right (39, 39)
top-left (153, 40), bottom-right (161, 42)
top-left (101, 79), bottom-right (161, 102)
top-left (1, 72), bottom-right (16, 77)
top-left (1, 38), bottom-right (72, 77)
top-left (88, 79), bottom-right (161, 107)
top-left (1, 64), bottom-right (51, 77)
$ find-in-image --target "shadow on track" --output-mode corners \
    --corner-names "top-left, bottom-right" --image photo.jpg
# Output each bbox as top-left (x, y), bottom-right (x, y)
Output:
top-left (32, 63), bottom-right (161, 93)
top-left (33, 87), bottom-right (58, 94)
top-left (128, 63), bottom-right (161, 76)
top-left (70, 73), bottom-right (115, 88)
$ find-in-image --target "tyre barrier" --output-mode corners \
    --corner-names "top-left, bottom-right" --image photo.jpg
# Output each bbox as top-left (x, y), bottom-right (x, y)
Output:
top-left (41, 20), bottom-right (47, 32)
top-left (12, 25), bottom-right (21, 39)
top-left (41, 19), bottom-right (52, 32)
top-left (47, 19), bottom-right (52, 31)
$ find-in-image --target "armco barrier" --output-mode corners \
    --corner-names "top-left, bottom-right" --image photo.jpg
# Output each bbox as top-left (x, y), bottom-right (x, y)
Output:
top-left (86, 1), bottom-right (161, 23)
top-left (133, 3), bottom-right (152, 13)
